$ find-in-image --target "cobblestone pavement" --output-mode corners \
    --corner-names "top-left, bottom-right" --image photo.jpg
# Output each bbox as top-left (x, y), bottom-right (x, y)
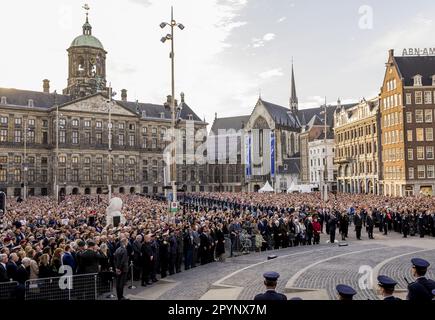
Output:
top-left (123, 230), bottom-right (435, 300)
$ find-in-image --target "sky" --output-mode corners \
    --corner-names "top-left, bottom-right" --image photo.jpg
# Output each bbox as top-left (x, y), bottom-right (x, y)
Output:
top-left (1, 0), bottom-right (435, 126)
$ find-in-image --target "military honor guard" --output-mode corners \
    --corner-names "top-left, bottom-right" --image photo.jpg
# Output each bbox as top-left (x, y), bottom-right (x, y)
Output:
top-left (253, 271), bottom-right (287, 300)
top-left (407, 258), bottom-right (435, 301)
top-left (336, 284), bottom-right (357, 300)
top-left (377, 275), bottom-right (401, 300)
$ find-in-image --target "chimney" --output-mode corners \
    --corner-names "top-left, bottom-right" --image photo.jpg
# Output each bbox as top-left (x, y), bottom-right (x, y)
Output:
top-left (180, 92), bottom-right (185, 103)
top-left (388, 49), bottom-right (394, 58)
top-left (121, 89), bottom-right (127, 101)
top-left (43, 79), bottom-right (50, 93)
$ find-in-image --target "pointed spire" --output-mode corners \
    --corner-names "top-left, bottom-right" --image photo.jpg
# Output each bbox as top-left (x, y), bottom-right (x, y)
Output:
top-left (290, 58), bottom-right (298, 112)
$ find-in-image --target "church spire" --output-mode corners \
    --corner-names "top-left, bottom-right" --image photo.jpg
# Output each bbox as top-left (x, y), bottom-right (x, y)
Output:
top-left (290, 58), bottom-right (298, 112)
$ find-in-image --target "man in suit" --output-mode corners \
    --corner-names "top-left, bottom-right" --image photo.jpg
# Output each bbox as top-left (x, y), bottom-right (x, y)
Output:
top-left (366, 212), bottom-right (374, 239)
top-left (407, 258), bottom-right (435, 301)
top-left (254, 272), bottom-right (287, 300)
top-left (76, 240), bottom-right (103, 274)
top-left (0, 253), bottom-right (9, 282)
top-left (336, 284), bottom-right (356, 300)
top-left (6, 253), bottom-right (19, 281)
top-left (340, 213), bottom-right (349, 241)
top-left (114, 238), bottom-right (129, 300)
top-left (354, 211), bottom-right (363, 240)
top-left (377, 275), bottom-right (401, 300)
top-left (328, 213), bottom-right (337, 244)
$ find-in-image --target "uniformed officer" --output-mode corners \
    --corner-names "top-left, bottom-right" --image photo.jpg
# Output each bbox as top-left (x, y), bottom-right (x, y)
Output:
top-left (432, 289), bottom-right (435, 300)
top-left (377, 275), bottom-right (401, 300)
top-left (336, 284), bottom-right (356, 300)
top-left (407, 258), bottom-right (435, 301)
top-left (253, 272), bottom-right (287, 300)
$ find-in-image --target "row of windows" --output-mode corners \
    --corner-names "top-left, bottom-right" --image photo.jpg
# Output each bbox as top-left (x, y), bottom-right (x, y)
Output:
top-left (383, 148), bottom-right (404, 162)
top-left (0, 155), bottom-right (48, 166)
top-left (386, 79), bottom-right (397, 92)
top-left (406, 109), bottom-right (433, 123)
top-left (384, 166), bottom-right (404, 180)
top-left (0, 169), bottom-right (48, 182)
top-left (338, 161), bottom-right (378, 176)
top-left (335, 142), bottom-right (377, 158)
top-left (382, 111), bottom-right (402, 127)
top-left (383, 130), bottom-right (403, 145)
top-left (382, 93), bottom-right (402, 110)
top-left (405, 91), bottom-right (435, 105)
top-left (407, 146), bottom-right (434, 161)
top-left (406, 128), bottom-right (434, 142)
top-left (336, 123), bottom-right (376, 143)
top-left (409, 165), bottom-right (435, 179)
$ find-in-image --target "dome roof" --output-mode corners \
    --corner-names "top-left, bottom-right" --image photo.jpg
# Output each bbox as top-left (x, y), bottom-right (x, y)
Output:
top-left (70, 34), bottom-right (104, 50)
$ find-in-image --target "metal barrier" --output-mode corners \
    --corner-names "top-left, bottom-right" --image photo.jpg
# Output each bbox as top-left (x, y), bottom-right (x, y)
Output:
top-left (0, 281), bottom-right (19, 300)
top-left (24, 272), bottom-right (113, 300)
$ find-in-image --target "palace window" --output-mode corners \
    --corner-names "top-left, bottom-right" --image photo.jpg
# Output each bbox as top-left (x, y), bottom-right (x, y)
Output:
top-left (14, 130), bottom-right (21, 143)
top-left (72, 131), bottom-right (79, 144)
top-left (415, 92), bottom-right (423, 104)
top-left (84, 168), bottom-right (90, 181)
top-left (427, 146), bottom-right (434, 160)
top-left (118, 134), bottom-right (124, 146)
top-left (28, 119), bottom-right (35, 126)
top-left (129, 135), bottom-right (135, 147)
top-left (415, 110), bottom-right (424, 123)
top-left (71, 169), bottom-right (78, 182)
top-left (408, 149), bottom-right (413, 161)
top-left (416, 128), bottom-right (424, 142)
top-left (417, 146), bottom-right (425, 160)
top-left (59, 130), bottom-right (66, 143)
top-left (408, 167), bottom-right (414, 179)
top-left (424, 91), bottom-right (432, 104)
top-left (119, 123), bottom-right (125, 130)
top-left (84, 120), bottom-right (91, 127)
top-left (425, 109), bottom-right (433, 123)
top-left (427, 165), bottom-right (435, 179)
top-left (0, 129), bottom-right (7, 142)
top-left (0, 168), bottom-right (6, 182)
top-left (0, 116), bottom-right (7, 124)
top-left (96, 133), bottom-right (102, 144)
top-left (96, 121), bottom-right (102, 128)
top-left (15, 118), bottom-right (22, 126)
top-left (72, 119), bottom-right (79, 127)
top-left (58, 156), bottom-right (66, 164)
top-left (426, 128), bottom-right (433, 141)
top-left (417, 165), bottom-right (425, 179)
top-left (14, 169), bottom-right (21, 182)
top-left (407, 130), bottom-right (413, 142)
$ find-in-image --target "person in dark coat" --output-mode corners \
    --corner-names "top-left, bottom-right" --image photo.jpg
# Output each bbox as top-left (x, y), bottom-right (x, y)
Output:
top-left (0, 254), bottom-right (9, 282)
top-left (168, 231), bottom-right (177, 275)
top-left (328, 214), bottom-right (337, 244)
top-left (113, 238), bottom-right (129, 300)
top-left (402, 213), bottom-right (410, 238)
top-left (183, 225), bottom-right (194, 270)
top-left (215, 223), bottom-right (225, 261)
top-left (76, 240), bottom-right (103, 274)
top-left (377, 275), bottom-right (401, 300)
top-left (340, 213), bottom-right (349, 241)
top-left (254, 272), bottom-right (287, 301)
top-left (366, 212), bottom-right (374, 239)
top-left (132, 235), bottom-right (143, 281)
top-left (305, 217), bottom-right (314, 245)
top-left (6, 253), bottom-right (19, 281)
top-left (175, 228), bottom-right (183, 273)
top-left (199, 227), bottom-right (211, 265)
top-left (354, 211), bottom-right (363, 240)
top-left (159, 232), bottom-right (170, 278)
top-left (407, 258), bottom-right (435, 301)
top-left (140, 234), bottom-right (153, 286)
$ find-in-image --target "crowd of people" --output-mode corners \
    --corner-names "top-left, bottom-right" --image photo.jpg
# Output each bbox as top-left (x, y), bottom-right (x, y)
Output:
top-left (0, 191), bottom-right (434, 300)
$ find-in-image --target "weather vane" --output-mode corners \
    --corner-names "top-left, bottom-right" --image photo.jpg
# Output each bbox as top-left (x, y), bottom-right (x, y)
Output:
top-left (83, 3), bottom-right (90, 17)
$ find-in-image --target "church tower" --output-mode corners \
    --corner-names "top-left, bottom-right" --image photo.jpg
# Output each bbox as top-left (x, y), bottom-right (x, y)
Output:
top-left (289, 61), bottom-right (298, 112)
top-left (63, 5), bottom-right (107, 99)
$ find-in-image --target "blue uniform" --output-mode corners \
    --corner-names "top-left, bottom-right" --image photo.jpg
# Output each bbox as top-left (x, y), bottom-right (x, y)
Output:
top-left (254, 290), bottom-right (287, 301)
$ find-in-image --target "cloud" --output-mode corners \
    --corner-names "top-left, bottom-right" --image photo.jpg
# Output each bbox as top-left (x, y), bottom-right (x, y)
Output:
top-left (252, 32), bottom-right (276, 48)
top-left (277, 17), bottom-right (286, 23)
top-left (128, 0), bottom-right (152, 7)
top-left (259, 68), bottom-right (284, 79)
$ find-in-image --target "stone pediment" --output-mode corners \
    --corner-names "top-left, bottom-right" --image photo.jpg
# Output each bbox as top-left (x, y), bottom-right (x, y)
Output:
top-left (60, 94), bottom-right (137, 117)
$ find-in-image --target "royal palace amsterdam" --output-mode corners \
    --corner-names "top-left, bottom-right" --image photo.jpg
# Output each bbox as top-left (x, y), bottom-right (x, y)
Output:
top-left (0, 12), bottom-right (207, 197)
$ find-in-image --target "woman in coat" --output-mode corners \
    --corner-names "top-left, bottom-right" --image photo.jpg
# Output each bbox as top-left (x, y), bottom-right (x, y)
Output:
top-left (214, 223), bottom-right (225, 262)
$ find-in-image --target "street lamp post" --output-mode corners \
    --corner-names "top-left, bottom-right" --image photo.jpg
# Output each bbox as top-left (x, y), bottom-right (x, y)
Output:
top-left (160, 6), bottom-right (184, 213)
top-left (323, 99), bottom-right (329, 202)
top-left (23, 120), bottom-right (28, 200)
top-left (107, 84), bottom-right (114, 202)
